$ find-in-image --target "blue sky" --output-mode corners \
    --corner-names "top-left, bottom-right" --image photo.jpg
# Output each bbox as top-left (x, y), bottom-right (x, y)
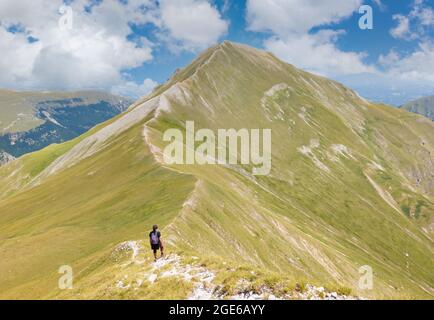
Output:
top-left (1, 0), bottom-right (433, 105)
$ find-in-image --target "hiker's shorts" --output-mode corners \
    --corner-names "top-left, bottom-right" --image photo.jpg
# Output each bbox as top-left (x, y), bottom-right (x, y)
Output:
top-left (151, 243), bottom-right (160, 251)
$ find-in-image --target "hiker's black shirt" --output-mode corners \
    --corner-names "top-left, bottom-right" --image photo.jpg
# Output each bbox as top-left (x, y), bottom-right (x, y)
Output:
top-left (149, 231), bottom-right (161, 240)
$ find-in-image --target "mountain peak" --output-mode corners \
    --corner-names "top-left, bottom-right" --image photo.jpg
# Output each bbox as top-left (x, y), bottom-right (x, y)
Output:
top-left (155, 41), bottom-right (286, 90)
top-left (1, 38), bottom-right (434, 300)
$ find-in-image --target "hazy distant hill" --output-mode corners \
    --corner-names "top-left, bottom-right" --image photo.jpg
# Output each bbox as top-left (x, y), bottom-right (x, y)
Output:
top-left (400, 95), bottom-right (434, 121)
top-left (0, 90), bottom-right (133, 160)
top-left (0, 42), bottom-right (432, 299)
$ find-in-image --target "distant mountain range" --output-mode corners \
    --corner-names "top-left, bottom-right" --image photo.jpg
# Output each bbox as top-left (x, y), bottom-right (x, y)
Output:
top-left (0, 42), bottom-right (432, 299)
top-left (0, 90), bottom-right (133, 161)
top-left (401, 95), bottom-right (434, 121)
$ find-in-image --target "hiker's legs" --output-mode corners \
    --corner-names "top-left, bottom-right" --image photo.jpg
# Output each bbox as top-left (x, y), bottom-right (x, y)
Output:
top-left (153, 249), bottom-right (157, 260)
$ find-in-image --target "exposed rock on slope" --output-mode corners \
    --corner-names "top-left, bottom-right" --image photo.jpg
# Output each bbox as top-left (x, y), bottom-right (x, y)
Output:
top-left (56, 240), bottom-right (362, 300)
top-left (0, 150), bottom-right (14, 165)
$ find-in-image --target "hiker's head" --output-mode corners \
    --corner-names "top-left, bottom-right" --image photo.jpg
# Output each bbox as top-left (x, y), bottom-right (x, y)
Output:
top-left (152, 224), bottom-right (158, 231)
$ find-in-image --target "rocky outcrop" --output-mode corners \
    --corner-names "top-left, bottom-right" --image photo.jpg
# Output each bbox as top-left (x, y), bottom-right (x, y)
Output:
top-left (0, 150), bottom-right (15, 165)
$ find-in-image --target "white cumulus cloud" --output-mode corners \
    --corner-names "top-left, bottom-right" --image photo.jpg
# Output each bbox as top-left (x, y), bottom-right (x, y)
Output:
top-left (0, 0), bottom-right (155, 96)
top-left (245, 0), bottom-right (372, 77)
top-left (380, 41), bottom-right (434, 84)
top-left (246, 0), bottom-right (361, 36)
top-left (111, 78), bottom-right (158, 99)
top-left (0, 0), bottom-right (228, 97)
top-left (381, 0), bottom-right (434, 95)
top-left (390, 0), bottom-right (434, 40)
top-left (390, 14), bottom-right (415, 40)
top-left (159, 0), bottom-right (229, 51)
top-left (265, 30), bottom-right (375, 77)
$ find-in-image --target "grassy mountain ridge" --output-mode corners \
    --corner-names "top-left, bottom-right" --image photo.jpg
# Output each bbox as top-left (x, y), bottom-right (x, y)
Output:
top-left (0, 41), bottom-right (433, 299)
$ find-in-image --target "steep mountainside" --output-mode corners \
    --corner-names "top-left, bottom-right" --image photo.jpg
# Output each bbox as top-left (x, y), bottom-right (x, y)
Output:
top-left (0, 90), bottom-right (133, 159)
top-left (401, 95), bottom-right (434, 121)
top-left (0, 42), bottom-right (433, 299)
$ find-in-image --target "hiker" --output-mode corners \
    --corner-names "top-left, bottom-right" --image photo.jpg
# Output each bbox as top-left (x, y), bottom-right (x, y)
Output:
top-left (149, 224), bottom-right (164, 261)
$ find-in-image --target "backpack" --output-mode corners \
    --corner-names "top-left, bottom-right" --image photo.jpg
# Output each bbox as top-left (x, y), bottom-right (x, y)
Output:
top-left (150, 231), bottom-right (159, 245)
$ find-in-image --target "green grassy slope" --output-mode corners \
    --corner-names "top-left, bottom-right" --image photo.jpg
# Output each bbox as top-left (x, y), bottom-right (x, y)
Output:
top-left (0, 42), bottom-right (433, 299)
top-left (0, 119), bottom-right (196, 299)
